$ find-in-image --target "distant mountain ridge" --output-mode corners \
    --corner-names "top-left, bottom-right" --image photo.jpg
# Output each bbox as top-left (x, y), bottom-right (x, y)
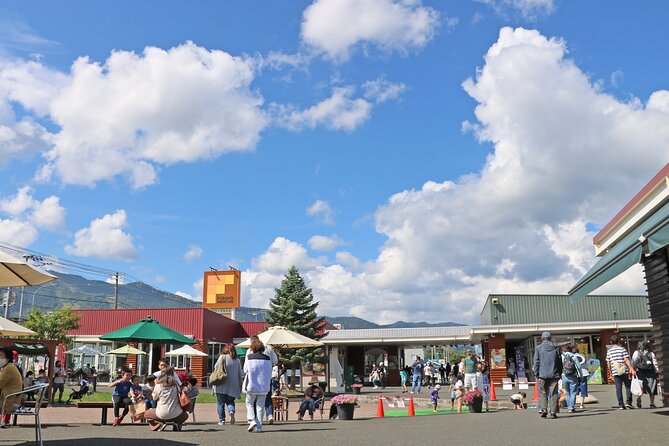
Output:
top-left (8, 273), bottom-right (461, 328)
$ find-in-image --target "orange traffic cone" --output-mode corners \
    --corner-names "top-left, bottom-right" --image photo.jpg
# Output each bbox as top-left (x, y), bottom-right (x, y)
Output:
top-left (489, 380), bottom-right (497, 401)
top-left (376, 395), bottom-right (385, 418)
top-left (408, 394), bottom-right (416, 416)
top-left (533, 380), bottom-right (539, 402)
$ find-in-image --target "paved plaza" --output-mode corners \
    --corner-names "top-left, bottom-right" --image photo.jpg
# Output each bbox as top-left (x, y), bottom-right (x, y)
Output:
top-left (2, 387), bottom-right (668, 445)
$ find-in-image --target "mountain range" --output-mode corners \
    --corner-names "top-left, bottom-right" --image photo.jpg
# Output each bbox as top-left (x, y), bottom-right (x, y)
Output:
top-left (4, 272), bottom-right (461, 328)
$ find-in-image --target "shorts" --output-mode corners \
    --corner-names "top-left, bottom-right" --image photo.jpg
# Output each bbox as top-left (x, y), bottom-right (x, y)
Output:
top-left (510, 398), bottom-right (521, 406)
top-left (450, 390), bottom-right (456, 401)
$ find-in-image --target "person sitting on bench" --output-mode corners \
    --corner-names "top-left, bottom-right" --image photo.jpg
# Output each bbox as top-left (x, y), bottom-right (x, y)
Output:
top-left (144, 366), bottom-right (188, 431)
top-left (109, 367), bottom-right (133, 426)
top-left (296, 378), bottom-right (324, 420)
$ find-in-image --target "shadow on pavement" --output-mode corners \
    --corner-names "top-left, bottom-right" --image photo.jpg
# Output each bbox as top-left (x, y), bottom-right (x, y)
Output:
top-left (652, 410), bottom-right (669, 416)
top-left (11, 440), bottom-right (196, 446)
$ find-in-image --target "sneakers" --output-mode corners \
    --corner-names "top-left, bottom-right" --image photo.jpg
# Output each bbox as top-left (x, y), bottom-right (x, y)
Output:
top-left (247, 421), bottom-right (257, 432)
top-left (636, 398), bottom-right (642, 409)
top-left (567, 409), bottom-right (574, 413)
top-left (619, 406), bottom-right (626, 410)
top-left (650, 404), bottom-right (657, 408)
top-left (625, 404), bottom-right (634, 409)
top-left (217, 420), bottom-right (225, 425)
top-left (540, 411), bottom-right (547, 418)
top-left (549, 413), bottom-right (558, 419)
top-left (267, 415), bottom-right (274, 425)
top-left (229, 413), bottom-right (235, 425)
top-left (112, 416), bottom-right (122, 426)
top-left (0, 423), bottom-right (10, 429)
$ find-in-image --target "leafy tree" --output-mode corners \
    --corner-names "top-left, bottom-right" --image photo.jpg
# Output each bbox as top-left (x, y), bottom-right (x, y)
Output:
top-left (265, 266), bottom-right (326, 384)
top-left (25, 305), bottom-right (81, 347)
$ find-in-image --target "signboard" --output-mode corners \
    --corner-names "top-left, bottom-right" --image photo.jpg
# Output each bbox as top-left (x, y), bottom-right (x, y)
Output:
top-left (491, 348), bottom-right (506, 369)
top-left (585, 358), bottom-right (603, 385)
top-left (202, 270), bottom-right (241, 310)
top-left (517, 377), bottom-right (529, 390)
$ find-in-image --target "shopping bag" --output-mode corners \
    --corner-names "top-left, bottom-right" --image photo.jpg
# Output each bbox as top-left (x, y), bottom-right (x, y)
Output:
top-left (630, 377), bottom-right (643, 396)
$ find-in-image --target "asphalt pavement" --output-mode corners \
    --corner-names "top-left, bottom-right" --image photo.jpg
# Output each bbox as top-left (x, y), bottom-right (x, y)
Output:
top-left (2, 386), bottom-right (667, 445)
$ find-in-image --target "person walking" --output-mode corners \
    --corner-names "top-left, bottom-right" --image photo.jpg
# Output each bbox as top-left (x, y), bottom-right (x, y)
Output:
top-left (424, 361), bottom-right (434, 389)
top-left (571, 345), bottom-right (588, 409)
top-left (243, 337), bottom-right (272, 433)
top-left (606, 335), bottom-right (636, 410)
top-left (400, 366), bottom-right (408, 393)
top-left (507, 358), bottom-right (517, 383)
top-left (632, 341), bottom-right (658, 408)
top-left (533, 331), bottom-right (562, 419)
top-left (411, 356), bottom-right (423, 394)
top-left (245, 336), bottom-right (278, 425)
top-left (212, 343), bottom-right (244, 425)
top-left (52, 360), bottom-right (66, 404)
top-left (560, 344), bottom-right (582, 413)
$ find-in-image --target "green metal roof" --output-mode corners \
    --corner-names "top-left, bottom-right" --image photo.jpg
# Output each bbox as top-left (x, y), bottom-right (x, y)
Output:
top-left (569, 199), bottom-right (669, 302)
top-left (480, 294), bottom-right (649, 326)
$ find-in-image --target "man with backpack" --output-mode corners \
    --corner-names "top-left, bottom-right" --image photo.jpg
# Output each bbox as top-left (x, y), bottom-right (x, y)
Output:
top-left (533, 332), bottom-right (562, 419)
top-left (561, 344), bottom-right (582, 413)
top-left (632, 341), bottom-right (659, 408)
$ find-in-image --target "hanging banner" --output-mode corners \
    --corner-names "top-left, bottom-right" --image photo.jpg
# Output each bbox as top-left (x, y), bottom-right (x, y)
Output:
top-left (515, 346), bottom-right (527, 378)
top-left (585, 358), bottom-right (602, 385)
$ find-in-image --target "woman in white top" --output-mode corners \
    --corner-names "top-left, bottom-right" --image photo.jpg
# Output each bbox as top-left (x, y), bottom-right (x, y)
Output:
top-left (571, 346), bottom-right (588, 409)
top-left (632, 341), bottom-right (659, 408)
top-left (144, 367), bottom-right (188, 431)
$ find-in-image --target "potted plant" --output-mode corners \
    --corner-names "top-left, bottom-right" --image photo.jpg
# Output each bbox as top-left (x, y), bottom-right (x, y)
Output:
top-left (331, 394), bottom-right (359, 420)
top-left (463, 389), bottom-right (483, 413)
top-left (351, 383), bottom-right (363, 394)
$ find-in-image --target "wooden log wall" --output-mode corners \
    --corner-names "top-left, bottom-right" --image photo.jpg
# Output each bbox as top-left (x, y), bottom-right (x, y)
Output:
top-left (642, 246), bottom-right (669, 406)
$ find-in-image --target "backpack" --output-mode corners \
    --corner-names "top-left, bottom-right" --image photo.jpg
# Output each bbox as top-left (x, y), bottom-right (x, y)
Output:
top-left (635, 351), bottom-right (654, 371)
top-left (209, 356), bottom-right (228, 386)
top-left (562, 354), bottom-right (576, 375)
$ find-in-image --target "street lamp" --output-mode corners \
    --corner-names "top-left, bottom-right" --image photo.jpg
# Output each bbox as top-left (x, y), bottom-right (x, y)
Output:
top-left (31, 282), bottom-right (57, 314)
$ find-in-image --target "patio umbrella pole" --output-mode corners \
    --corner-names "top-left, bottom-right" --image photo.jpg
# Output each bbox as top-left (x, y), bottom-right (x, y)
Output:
top-left (149, 342), bottom-right (153, 375)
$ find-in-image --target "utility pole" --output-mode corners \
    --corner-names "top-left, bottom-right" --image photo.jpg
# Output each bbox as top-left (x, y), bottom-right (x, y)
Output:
top-left (18, 286), bottom-right (25, 322)
top-left (113, 273), bottom-right (120, 309)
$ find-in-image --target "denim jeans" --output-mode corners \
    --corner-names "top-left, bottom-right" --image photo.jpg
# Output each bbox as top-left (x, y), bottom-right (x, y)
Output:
top-left (537, 378), bottom-right (559, 415)
top-left (246, 393), bottom-right (265, 430)
top-left (298, 398), bottom-right (319, 416)
top-left (215, 393), bottom-right (235, 422)
top-left (265, 391), bottom-right (273, 417)
top-left (411, 375), bottom-right (422, 393)
top-left (577, 376), bottom-right (589, 398)
top-left (562, 374), bottom-right (579, 409)
top-left (614, 374), bottom-right (632, 407)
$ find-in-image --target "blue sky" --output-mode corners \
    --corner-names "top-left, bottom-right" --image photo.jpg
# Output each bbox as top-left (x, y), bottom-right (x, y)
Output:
top-left (1, 1), bottom-right (669, 323)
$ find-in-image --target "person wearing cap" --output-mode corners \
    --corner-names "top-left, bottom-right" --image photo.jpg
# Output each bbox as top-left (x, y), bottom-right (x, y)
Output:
top-left (533, 331), bottom-right (562, 419)
top-left (296, 377), bottom-right (324, 420)
top-left (429, 384), bottom-right (441, 413)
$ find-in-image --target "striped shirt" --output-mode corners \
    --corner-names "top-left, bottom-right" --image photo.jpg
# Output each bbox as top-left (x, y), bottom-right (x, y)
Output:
top-left (605, 345), bottom-right (629, 376)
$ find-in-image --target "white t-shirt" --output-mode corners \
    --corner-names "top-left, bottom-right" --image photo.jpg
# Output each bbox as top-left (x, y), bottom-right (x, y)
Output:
top-left (153, 370), bottom-right (182, 386)
top-left (53, 367), bottom-right (65, 384)
top-left (455, 379), bottom-right (463, 390)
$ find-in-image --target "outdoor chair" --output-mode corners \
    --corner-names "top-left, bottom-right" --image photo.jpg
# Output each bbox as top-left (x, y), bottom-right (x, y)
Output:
top-left (272, 395), bottom-right (289, 421)
top-left (187, 396), bottom-right (197, 423)
top-left (314, 395), bottom-right (326, 420)
top-left (2, 383), bottom-right (49, 446)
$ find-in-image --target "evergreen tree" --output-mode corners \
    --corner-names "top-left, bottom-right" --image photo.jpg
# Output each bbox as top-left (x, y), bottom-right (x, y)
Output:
top-left (265, 266), bottom-right (326, 370)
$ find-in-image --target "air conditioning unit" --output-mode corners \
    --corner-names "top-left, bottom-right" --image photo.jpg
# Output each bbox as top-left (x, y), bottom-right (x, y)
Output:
top-left (491, 297), bottom-right (500, 305)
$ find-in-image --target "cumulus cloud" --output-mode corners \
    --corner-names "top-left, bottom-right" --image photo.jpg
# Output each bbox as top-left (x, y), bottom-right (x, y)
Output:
top-left (363, 78), bottom-right (406, 104)
top-left (242, 27), bottom-right (669, 324)
top-left (301, 0), bottom-right (441, 61)
top-left (308, 234), bottom-right (343, 251)
top-left (183, 245), bottom-right (203, 262)
top-left (478, 0), bottom-right (556, 20)
top-left (65, 209), bottom-right (137, 260)
top-left (0, 186), bottom-right (66, 246)
top-left (306, 199), bottom-right (335, 225)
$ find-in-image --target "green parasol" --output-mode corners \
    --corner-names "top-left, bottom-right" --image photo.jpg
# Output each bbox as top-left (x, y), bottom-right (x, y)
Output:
top-left (100, 316), bottom-right (195, 344)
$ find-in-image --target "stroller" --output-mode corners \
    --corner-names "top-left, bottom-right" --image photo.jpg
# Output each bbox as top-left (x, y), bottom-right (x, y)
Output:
top-left (66, 378), bottom-right (91, 404)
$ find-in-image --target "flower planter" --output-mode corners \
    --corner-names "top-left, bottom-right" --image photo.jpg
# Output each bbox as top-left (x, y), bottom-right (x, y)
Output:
top-left (337, 403), bottom-right (356, 420)
top-left (470, 397), bottom-right (483, 413)
top-left (352, 387), bottom-right (361, 394)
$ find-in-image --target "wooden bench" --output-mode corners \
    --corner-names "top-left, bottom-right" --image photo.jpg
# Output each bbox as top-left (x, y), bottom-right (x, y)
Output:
top-left (76, 401), bottom-right (114, 424)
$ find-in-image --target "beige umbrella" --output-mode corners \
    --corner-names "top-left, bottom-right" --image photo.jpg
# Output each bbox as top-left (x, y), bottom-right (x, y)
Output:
top-left (107, 345), bottom-right (146, 356)
top-left (165, 345), bottom-right (208, 357)
top-left (0, 316), bottom-right (36, 337)
top-left (236, 325), bottom-right (323, 349)
top-left (0, 251), bottom-right (58, 287)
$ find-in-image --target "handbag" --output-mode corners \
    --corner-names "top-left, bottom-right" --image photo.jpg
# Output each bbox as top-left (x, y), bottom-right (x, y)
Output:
top-left (209, 356), bottom-right (228, 386)
top-left (178, 387), bottom-right (191, 410)
top-left (630, 376), bottom-right (643, 397)
top-left (613, 361), bottom-right (627, 376)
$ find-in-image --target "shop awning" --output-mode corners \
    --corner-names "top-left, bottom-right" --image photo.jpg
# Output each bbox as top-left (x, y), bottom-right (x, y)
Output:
top-left (569, 200), bottom-right (669, 303)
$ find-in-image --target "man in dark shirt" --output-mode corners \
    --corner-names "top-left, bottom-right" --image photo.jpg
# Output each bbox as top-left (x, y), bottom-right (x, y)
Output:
top-left (411, 356), bottom-right (423, 394)
top-left (533, 331), bottom-right (562, 419)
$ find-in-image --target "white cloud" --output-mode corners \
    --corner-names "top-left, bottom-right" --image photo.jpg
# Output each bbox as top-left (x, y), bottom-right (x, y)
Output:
top-left (478, 0), bottom-right (556, 20)
top-left (306, 199), bottom-right (335, 225)
top-left (0, 187), bottom-right (66, 244)
top-left (1, 42), bottom-right (269, 189)
top-left (242, 27), bottom-right (668, 324)
top-left (183, 245), bottom-right (203, 262)
top-left (308, 234), bottom-right (343, 251)
top-left (363, 78), bottom-right (406, 104)
top-left (65, 209), bottom-right (137, 260)
top-left (252, 237), bottom-right (324, 275)
top-left (301, 0), bottom-right (441, 61)
top-left (276, 86), bottom-right (372, 132)
top-left (175, 291), bottom-right (194, 300)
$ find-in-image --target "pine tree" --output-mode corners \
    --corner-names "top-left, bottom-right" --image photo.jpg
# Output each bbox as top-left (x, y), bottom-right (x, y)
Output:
top-left (265, 266), bottom-right (326, 377)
